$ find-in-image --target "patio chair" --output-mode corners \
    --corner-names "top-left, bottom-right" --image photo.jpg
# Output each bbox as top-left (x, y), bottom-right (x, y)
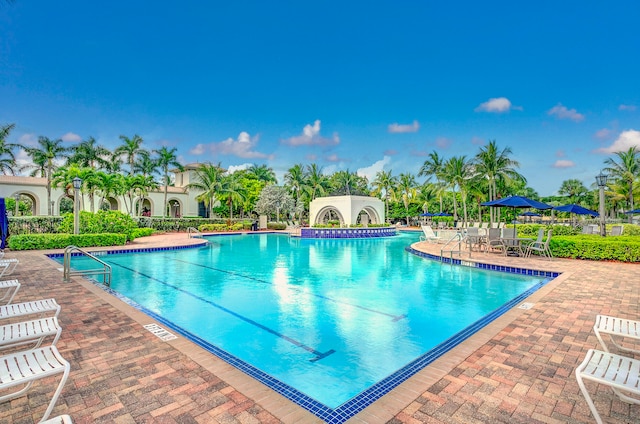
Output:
top-left (0, 316), bottom-right (62, 351)
top-left (0, 259), bottom-right (18, 278)
top-left (500, 227), bottom-right (519, 256)
top-left (525, 230), bottom-right (553, 259)
top-left (464, 227), bottom-right (483, 251)
top-left (0, 298), bottom-right (61, 321)
top-left (0, 345), bottom-right (70, 422)
top-left (610, 225), bottom-right (623, 236)
top-left (0, 279), bottom-right (20, 305)
top-left (419, 225), bottom-right (441, 243)
top-left (486, 228), bottom-right (503, 253)
top-left (593, 315), bottom-right (640, 354)
top-left (575, 349), bottom-right (640, 424)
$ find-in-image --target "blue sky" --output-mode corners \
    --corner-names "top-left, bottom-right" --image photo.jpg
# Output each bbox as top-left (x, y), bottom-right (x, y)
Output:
top-left (1, 1), bottom-right (639, 196)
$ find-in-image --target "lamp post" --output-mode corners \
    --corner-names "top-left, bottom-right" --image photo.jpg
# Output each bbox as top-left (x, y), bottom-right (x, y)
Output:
top-left (73, 177), bottom-right (82, 235)
top-left (595, 171), bottom-right (608, 237)
top-left (13, 193), bottom-right (19, 217)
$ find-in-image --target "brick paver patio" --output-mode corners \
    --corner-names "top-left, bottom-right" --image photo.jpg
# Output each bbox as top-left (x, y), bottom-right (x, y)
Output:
top-left (0, 232), bottom-right (638, 423)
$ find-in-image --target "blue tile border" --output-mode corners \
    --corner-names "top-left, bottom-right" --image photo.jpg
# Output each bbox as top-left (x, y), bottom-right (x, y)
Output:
top-left (300, 227), bottom-right (397, 239)
top-left (55, 239), bottom-right (560, 424)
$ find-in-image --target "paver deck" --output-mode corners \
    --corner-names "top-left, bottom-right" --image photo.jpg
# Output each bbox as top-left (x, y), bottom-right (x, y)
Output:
top-left (0, 231), bottom-right (638, 423)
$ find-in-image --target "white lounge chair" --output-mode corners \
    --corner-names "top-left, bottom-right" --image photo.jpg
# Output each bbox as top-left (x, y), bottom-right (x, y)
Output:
top-left (610, 225), bottom-right (623, 236)
top-left (0, 259), bottom-right (18, 278)
top-left (0, 298), bottom-right (60, 321)
top-left (0, 345), bottom-right (70, 421)
top-left (0, 279), bottom-right (20, 305)
top-left (594, 314), bottom-right (640, 354)
top-left (41, 415), bottom-right (73, 424)
top-left (525, 230), bottom-right (553, 259)
top-left (575, 349), bottom-right (640, 424)
top-left (0, 317), bottom-right (62, 351)
top-left (419, 225), bottom-right (441, 243)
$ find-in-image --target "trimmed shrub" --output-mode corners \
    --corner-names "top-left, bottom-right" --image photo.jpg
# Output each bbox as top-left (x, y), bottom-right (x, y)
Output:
top-left (549, 236), bottom-right (640, 262)
top-left (267, 222), bottom-right (287, 230)
top-left (130, 228), bottom-right (155, 239)
top-left (8, 233), bottom-right (127, 251)
top-left (8, 216), bottom-right (65, 235)
top-left (58, 210), bottom-right (137, 239)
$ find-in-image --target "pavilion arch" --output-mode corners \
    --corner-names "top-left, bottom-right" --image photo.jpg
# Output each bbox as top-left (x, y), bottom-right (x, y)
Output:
top-left (314, 206), bottom-right (346, 226)
top-left (309, 195), bottom-right (385, 227)
top-left (12, 191), bottom-right (39, 216)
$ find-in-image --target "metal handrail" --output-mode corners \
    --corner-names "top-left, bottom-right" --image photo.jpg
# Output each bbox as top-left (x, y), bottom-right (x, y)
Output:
top-left (63, 245), bottom-right (112, 286)
top-left (187, 227), bottom-right (202, 238)
top-left (439, 231), bottom-right (469, 261)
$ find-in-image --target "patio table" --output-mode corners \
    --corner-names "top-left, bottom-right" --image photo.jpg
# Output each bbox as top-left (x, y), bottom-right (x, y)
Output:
top-left (499, 237), bottom-right (532, 257)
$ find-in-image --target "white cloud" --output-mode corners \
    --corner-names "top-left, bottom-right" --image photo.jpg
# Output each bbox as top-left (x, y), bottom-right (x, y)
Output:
top-left (436, 137), bottom-right (452, 149)
top-left (619, 104), bottom-right (637, 111)
top-left (475, 97), bottom-right (520, 113)
top-left (189, 132), bottom-right (274, 159)
top-left (356, 156), bottom-right (391, 181)
top-left (471, 136), bottom-right (485, 145)
top-left (18, 133), bottom-right (37, 147)
top-left (595, 129), bottom-right (640, 154)
top-left (325, 153), bottom-right (344, 162)
top-left (553, 160), bottom-right (575, 168)
top-left (227, 163), bottom-right (251, 174)
top-left (556, 150), bottom-right (565, 158)
top-left (388, 120), bottom-right (419, 133)
top-left (61, 132), bottom-right (82, 142)
top-left (595, 128), bottom-right (612, 140)
top-left (384, 149), bottom-right (398, 155)
top-left (281, 120), bottom-right (340, 146)
top-left (547, 104), bottom-right (585, 122)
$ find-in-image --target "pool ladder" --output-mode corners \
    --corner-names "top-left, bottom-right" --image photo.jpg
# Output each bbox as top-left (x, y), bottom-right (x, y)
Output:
top-left (63, 245), bottom-right (112, 286)
top-left (439, 231), bottom-right (471, 261)
top-left (187, 227), bottom-right (203, 238)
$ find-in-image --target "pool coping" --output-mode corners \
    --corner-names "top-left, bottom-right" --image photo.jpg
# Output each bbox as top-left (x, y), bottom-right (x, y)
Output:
top-left (50, 233), bottom-right (568, 423)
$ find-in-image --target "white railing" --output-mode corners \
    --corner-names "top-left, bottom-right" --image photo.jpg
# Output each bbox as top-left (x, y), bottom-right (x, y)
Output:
top-left (63, 245), bottom-right (112, 286)
top-left (187, 227), bottom-right (202, 238)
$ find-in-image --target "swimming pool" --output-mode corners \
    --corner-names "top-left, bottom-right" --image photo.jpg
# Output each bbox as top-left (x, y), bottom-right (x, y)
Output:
top-left (56, 232), bottom-right (554, 422)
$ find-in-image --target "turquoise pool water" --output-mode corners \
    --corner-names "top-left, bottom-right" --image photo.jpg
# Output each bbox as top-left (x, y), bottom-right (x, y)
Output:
top-left (57, 232), bottom-right (548, 416)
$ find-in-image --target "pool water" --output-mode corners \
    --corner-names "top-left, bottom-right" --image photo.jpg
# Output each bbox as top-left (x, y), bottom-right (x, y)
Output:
top-left (59, 233), bottom-right (548, 414)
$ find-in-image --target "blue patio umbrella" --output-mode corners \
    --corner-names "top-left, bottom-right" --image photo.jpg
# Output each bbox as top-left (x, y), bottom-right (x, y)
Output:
top-left (0, 198), bottom-right (8, 250)
top-left (434, 212), bottom-right (453, 216)
top-left (553, 204), bottom-right (598, 216)
top-left (419, 212), bottom-right (434, 217)
top-left (519, 211), bottom-right (541, 217)
top-left (624, 209), bottom-right (640, 214)
top-left (481, 195), bottom-right (552, 228)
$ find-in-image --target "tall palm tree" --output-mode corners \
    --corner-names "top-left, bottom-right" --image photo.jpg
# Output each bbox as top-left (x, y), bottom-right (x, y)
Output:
top-left (68, 136), bottom-right (111, 170)
top-left (419, 151), bottom-right (446, 213)
top-left (442, 156), bottom-right (472, 223)
top-left (284, 164), bottom-right (309, 220)
top-left (558, 179), bottom-right (588, 204)
top-left (473, 140), bottom-right (523, 224)
top-left (115, 134), bottom-right (146, 175)
top-left (397, 172), bottom-right (417, 225)
top-left (24, 136), bottom-right (68, 215)
top-left (604, 146), bottom-right (640, 222)
top-left (185, 162), bottom-right (224, 218)
top-left (218, 173), bottom-right (246, 219)
top-left (95, 172), bottom-right (125, 210)
top-left (371, 170), bottom-right (397, 223)
top-left (247, 164), bottom-right (277, 185)
top-left (0, 123), bottom-right (20, 175)
top-left (154, 147), bottom-right (184, 217)
top-left (306, 163), bottom-right (328, 200)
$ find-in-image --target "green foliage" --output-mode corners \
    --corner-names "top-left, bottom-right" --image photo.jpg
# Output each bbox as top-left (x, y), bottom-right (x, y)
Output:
top-left (58, 210), bottom-right (137, 239)
top-left (134, 217), bottom-right (248, 232)
top-left (130, 228), bottom-right (155, 239)
top-left (550, 236), bottom-right (640, 262)
top-left (198, 222), bottom-right (246, 232)
top-left (9, 216), bottom-right (65, 235)
top-left (515, 224), bottom-right (580, 237)
top-left (267, 222), bottom-right (287, 230)
top-left (8, 233), bottom-right (127, 251)
top-left (613, 223), bottom-right (640, 236)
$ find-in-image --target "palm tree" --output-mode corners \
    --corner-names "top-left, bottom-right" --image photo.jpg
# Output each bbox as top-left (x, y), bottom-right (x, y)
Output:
top-left (473, 140), bottom-right (523, 224)
top-left (218, 173), bottom-right (246, 219)
top-left (68, 137), bottom-right (111, 170)
top-left (247, 164), bottom-right (277, 185)
top-left (115, 134), bottom-right (146, 175)
top-left (284, 164), bottom-right (309, 221)
top-left (419, 151), bottom-right (446, 213)
top-left (442, 156), bottom-right (472, 224)
top-left (154, 147), bottom-right (183, 217)
top-left (371, 170), bottom-right (397, 223)
top-left (0, 123), bottom-right (20, 175)
top-left (185, 162), bottom-right (224, 218)
top-left (558, 179), bottom-right (588, 204)
top-left (95, 172), bottom-right (125, 210)
top-left (130, 174), bottom-right (159, 216)
top-left (24, 136), bottom-right (68, 215)
top-left (604, 147), bottom-right (640, 222)
top-left (397, 172), bottom-right (417, 225)
top-left (306, 163), bottom-right (328, 200)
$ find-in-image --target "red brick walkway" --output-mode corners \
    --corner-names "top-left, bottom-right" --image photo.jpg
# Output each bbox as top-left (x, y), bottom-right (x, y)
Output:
top-left (0, 233), bottom-right (638, 423)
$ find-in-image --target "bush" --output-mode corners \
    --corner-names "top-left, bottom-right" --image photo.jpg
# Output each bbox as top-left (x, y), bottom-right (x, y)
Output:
top-left (267, 222), bottom-right (287, 230)
top-left (8, 233), bottom-right (127, 251)
top-left (549, 236), bottom-right (640, 262)
top-left (130, 228), bottom-right (155, 239)
top-left (8, 216), bottom-right (65, 235)
top-left (58, 210), bottom-right (138, 240)
top-left (198, 222), bottom-right (247, 232)
top-left (133, 217), bottom-right (248, 232)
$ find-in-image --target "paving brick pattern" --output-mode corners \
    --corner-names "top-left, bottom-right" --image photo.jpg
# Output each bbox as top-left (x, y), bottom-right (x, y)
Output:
top-left (0, 233), bottom-right (638, 423)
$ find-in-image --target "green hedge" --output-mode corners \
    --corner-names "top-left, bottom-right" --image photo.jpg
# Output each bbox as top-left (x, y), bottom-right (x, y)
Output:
top-left (9, 216), bottom-right (65, 235)
top-left (267, 222), bottom-right (287, 230)
top-left (549, 236), bottom-right (640, 262)
top-left (198, 223), bottom-right (245, 232)
top-left (8, 233), bottom-right (127, 251)
top-left (130, 228), bottom-right (155, 239)
top-left (135, 217), bottom-right (250, 232)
